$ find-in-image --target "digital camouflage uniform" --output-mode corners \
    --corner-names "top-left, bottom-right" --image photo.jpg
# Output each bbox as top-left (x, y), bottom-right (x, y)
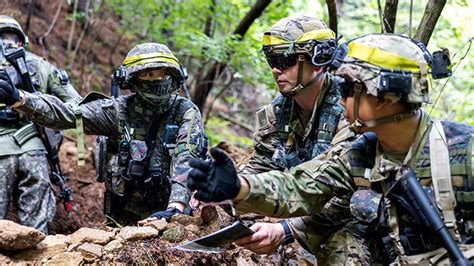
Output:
top-left (240, 16), bottom-right (368, 263)
top-left (15, 43), bottom-right (207, 225)
top-left (0, 16), bottom-right (79, 234)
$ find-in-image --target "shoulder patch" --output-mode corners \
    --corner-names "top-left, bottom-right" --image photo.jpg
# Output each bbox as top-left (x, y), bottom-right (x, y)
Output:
top-left (256, 104), bottom-right (276, 136)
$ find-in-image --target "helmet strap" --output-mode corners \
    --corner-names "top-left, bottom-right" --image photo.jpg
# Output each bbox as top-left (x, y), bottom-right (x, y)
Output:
top-left (349, 83), bottom-right (418, 132)
top-left (285, 55), bottom-right (324, 97)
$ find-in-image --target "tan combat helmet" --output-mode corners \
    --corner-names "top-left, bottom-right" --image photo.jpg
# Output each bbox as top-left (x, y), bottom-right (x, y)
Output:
top-left (335, 33), bottom-right (438, 131)
top-left (262, 16), bottom-right (337, 96)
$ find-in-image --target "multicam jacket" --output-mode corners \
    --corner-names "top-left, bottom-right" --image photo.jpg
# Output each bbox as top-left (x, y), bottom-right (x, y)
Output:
top-left (238, 110), bottom-right (474, 263)
top-left (0, 51), bottom-right (79, 156)
top-left (240, 73), bottom-right (348, 252)
top-left (16, 92), bottom-right (207, 219)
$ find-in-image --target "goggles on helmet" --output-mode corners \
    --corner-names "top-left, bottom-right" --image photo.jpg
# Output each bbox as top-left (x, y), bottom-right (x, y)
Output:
top-left (338, 81), bottom-right (367, 99)
top-left (266, 54), bottom-right (298, 70)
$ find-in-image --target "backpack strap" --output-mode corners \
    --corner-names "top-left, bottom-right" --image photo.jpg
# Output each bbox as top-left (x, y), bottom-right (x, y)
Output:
top-left (429, 120), bottom-right (461, 242)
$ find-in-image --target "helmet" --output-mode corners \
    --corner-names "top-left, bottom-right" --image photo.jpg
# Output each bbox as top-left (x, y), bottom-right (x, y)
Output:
top-left (0, 15), bottom-right (28, 46)
top-left (122, 42), bottom-right (182, 80)
top-left (262, 15), bottom-right (336, 65)
top-left (335, 34), bottom-right (432, 103)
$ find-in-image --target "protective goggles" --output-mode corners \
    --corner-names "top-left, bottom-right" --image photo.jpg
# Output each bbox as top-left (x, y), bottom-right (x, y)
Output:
top-left (338, 81), bottom-right (365, 99)
top-left (266, 55), bottom-right (298, 70)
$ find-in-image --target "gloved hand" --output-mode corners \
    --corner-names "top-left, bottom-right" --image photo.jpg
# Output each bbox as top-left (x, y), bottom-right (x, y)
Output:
top-left (148, 207), bottom-right (182, 221)
top-left (0, 70), bottom-right (19, 106)
top-left (187, 147), bottom-right (240, 202)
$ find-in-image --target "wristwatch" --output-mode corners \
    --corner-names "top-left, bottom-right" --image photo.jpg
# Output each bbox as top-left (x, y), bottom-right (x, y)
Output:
top-left (279, 220), bottom-right (295, 245)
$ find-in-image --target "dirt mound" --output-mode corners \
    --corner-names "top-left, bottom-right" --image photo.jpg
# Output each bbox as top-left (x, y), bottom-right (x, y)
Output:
top-left (48, 135), bottom-right (105, 234)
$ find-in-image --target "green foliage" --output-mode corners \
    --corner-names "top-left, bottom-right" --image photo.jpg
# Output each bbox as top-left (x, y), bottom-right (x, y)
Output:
top-left (205, 117), bottom-right (253, 148)
top-left (104, 0), bottom-right (474, 144)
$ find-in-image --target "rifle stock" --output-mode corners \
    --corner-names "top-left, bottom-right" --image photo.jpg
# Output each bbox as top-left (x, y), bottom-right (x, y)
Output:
top-left (392, 167), bottom-right (469, 265)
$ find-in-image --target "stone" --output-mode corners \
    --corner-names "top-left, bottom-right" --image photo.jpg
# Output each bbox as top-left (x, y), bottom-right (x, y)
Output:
top-left (116, 226), bottom-right (158, 241)
top-left (68, 227), bottom-right (114, 245)
top-left (77, 242), bottom-right (102, 259)
top-left (185, 224), bottom-right (200, 235)
top-left (12, 234), bottom-right (69, 261)
top-left (103, 239), bottom-right (123, 253)
top-left (145, 218), bottom-right (168, 231)
top-left (170, 214), bottom-right (203, 226)
top-left (161, 225), bottom-right (187, 243)
top-left (0, 253), bottom-right (12, 264)
top-left (0, 220), bottom-right (45, 251)
top-left (47, 252), bottom-right (84, 265)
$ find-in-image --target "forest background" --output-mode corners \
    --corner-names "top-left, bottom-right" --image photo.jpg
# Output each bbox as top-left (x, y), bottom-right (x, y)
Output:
top-left (3, 0), bottom-right (473, 148)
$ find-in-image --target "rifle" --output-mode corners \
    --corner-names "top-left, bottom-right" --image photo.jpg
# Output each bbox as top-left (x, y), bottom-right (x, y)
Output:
top-left (0, 38), bottom-right (73, 213)
top-left (387, 167), bottom-right (469, 265)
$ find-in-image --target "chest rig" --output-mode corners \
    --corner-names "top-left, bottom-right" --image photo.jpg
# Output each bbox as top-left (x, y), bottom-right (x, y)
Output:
top-left (271, 76), bottom-right (343, 168)
top-left (350, 119), bottom-right (474, 262)
top-left (99, 95), bottom-right (183, 197)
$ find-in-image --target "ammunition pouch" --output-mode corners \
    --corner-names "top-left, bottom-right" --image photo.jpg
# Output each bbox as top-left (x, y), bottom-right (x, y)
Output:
top-left (12, 123), bottom-right (38, 146)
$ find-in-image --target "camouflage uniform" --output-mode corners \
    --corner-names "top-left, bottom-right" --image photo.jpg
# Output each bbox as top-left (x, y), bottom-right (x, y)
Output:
top-left (240, 33), bottom-right (474, 264)
top-left (15, 43), bottom-right (207, 225)
top-left (240, 16), bottom-right (368, 263)
top-left (0, 16), bottom-right (79, 234)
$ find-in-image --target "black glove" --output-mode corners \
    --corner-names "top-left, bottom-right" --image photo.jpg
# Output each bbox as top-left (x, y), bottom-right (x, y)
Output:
top-left (0, 70), bottom-right (19, 106)
top-left (148, 207), bottom-right (182, 221)
top-left (187, 147), bottom-right (240, 202)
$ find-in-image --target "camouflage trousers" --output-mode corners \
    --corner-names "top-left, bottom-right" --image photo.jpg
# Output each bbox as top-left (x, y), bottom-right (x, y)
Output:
top-left (0, 152), bottom-right (56, 234)
top-left (317, 227), bottom-right (371, 265)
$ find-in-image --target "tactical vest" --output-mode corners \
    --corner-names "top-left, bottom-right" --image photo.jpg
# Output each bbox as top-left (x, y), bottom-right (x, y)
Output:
top-left (350, 119), bottom-right (474, 263)
top-left (261, 75), bottom-right (344, 168)
top-left (96, 94), bottom-right (207, 196)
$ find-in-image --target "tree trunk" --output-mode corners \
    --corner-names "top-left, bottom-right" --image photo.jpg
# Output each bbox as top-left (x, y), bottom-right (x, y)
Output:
top-left (415, 0), bottom-right (447, 45)
top-left (325, 0), bottom-right (338, 35)
top-left (383, 0), bottom-right (398, 33)
top-left (191, 0), bottom-right (272, 111)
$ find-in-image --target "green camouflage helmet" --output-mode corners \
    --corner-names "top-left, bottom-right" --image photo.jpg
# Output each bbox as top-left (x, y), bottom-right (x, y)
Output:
top-left (262, 15), bottom-right (336, 57)
top-left (336, 34), bottom-right (431, 103)
top-left (122, 42), bottom-right (182, 79)
top-left (0, 15), bottom-right (28, 46)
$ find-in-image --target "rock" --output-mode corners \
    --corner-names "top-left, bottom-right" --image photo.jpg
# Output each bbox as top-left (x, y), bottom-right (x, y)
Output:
top-left (65, 145), bottom-right (78, 156)
top-left (185, 224), bottom-right (200, 235)
top-left (117, 226), bottom-right (158, 241)
top-left (161, 225), bottom-right (186, 243)
top-left (170, 214), bottom-right (203, 226)
top-left (0, 253), bottom-right (11, 264)
top-left (68, 227), bottom-right (114, 245)
top-left (12, 234), bottom-right (69, 261)
top-left (77, 242), bottom-right (102, 260)
top-left (146, 218), bottom-right (168, 231)
top-left (0, 220), bottom-right (45, 251)
top-left (47, 252), bottom-right (84, 265)
top-left (103, 239), bottom-right (123, 253)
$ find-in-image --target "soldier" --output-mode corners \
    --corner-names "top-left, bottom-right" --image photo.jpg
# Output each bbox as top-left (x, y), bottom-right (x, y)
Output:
top-left (0, 42), bottom-right (208, 226)
top-left (0, 15), bottom-right (80, 234)
top-left (193, 15), bottom-right (369, 264)
top-left (187, 33), bottom-right (474, 264)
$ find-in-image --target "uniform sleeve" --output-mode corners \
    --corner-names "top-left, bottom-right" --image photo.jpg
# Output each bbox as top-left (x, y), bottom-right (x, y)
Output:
top-left (168, 105), bottom-right (206, 205)
top-left (240, 104), bottom-right (284, 175)
top-left (17, 91), bottom-right (118, 137)
top-left (235, 142), bottom-right (357, 218)
top-left (39, 58), bottom-right (80, 101)
top-left (288, 193), bottom-right (352, 253)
